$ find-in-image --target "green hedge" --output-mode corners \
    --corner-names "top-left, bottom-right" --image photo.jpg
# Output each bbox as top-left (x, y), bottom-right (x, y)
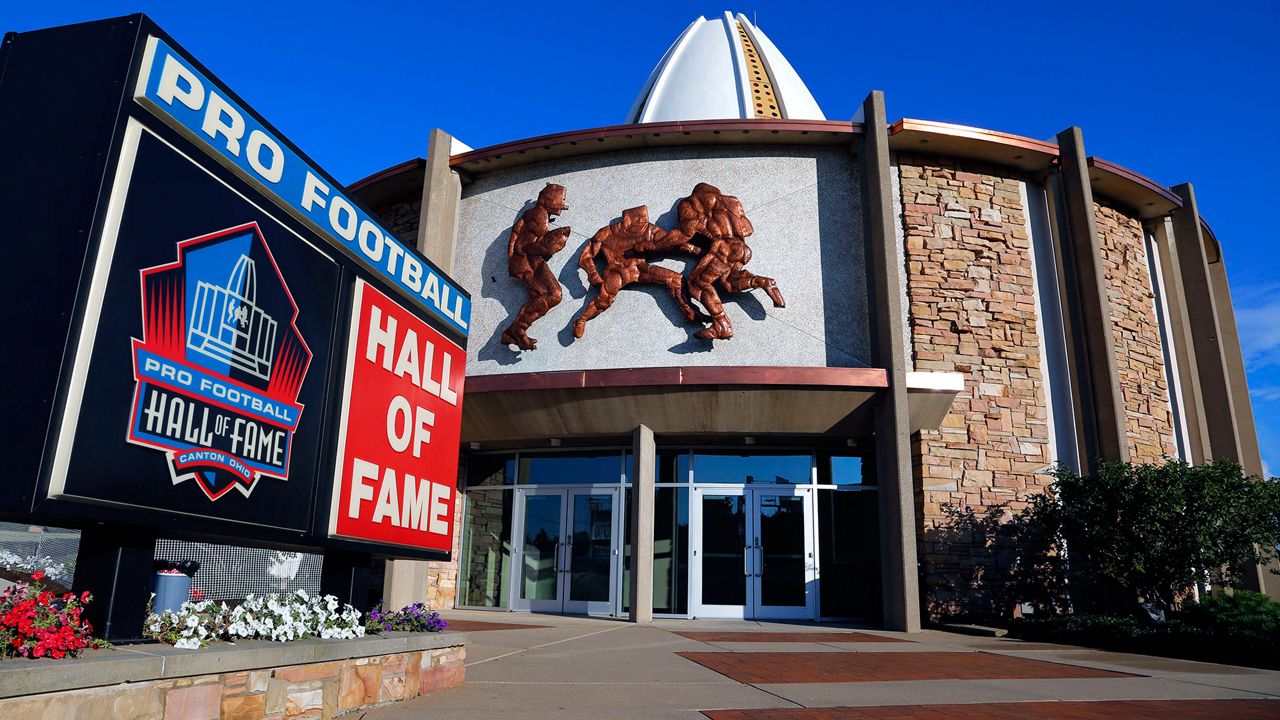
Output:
top-left (1008, 591), bottom-right (1280, 670)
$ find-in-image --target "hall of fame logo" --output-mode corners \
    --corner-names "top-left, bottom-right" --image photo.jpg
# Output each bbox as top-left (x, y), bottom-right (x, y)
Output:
top-left (127, 223), bottom-right (311, 501)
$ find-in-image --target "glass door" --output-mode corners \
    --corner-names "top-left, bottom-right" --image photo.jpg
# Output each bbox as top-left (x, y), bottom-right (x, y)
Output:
top-left (512, 487), bottom-right (621, 615)
top-left (563, 488), bottom-right (620, 615)
top-left (691, 487), bottom-right (749, 618)
top-left (750, 487), bottom-right (815, 619)
top-left (691, 485), bottom-right (816, 619)
top-left (513, 488), bottom-right (566, 613)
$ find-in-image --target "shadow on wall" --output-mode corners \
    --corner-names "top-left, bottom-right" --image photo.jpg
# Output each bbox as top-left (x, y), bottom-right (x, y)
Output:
top-left (476, 200), bottom-right (535, 366)
top-left (919, 503), bottom-right (1070, 624)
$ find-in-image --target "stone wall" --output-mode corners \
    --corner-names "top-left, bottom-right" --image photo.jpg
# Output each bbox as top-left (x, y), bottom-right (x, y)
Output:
top-left (423, 493), bottom-right (464, 610)
top-left (1095, 201), bottom-right (1178, 463)
top-left (0, 641), bottom-right (464, 719)
top-left (897, 155), bottom-right (1054, 620)
top-left (374, 199), bottom-right (421, 245)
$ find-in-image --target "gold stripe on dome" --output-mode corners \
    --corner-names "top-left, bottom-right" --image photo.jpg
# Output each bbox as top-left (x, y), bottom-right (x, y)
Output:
top-left (737, 23), bottom-right (780, 119)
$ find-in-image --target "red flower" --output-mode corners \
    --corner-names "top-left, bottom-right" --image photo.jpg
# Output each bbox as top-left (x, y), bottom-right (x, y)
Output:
top-left (30, 572), bottom-right (44, 581)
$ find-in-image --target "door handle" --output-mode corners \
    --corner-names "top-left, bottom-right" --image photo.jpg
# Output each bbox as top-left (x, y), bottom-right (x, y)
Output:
top-left (555, 541), bottom-right (564, 573)
top-left (744, 546), bottom-right (752, 576)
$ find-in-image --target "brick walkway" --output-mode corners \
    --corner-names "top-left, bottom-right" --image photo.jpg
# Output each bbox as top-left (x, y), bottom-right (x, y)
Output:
top-left (701, 699), bottom-right (1280, 719)
top-left (677, 651), bottom-right (1135, 683)
top-left (675, 631), bottom-right (904, 643)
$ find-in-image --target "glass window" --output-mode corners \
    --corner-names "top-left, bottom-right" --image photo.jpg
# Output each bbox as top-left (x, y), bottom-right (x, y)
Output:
top-left (467, 455), bottom-right (515, 487)
top-left (658, 450), bottom-right (690, 483)
top-left (693, 452), bottom-right (810, 484)
top-left (818, 489), bottom-right (881, 618)
top-left (653, 487), bottom-right (689, 614)
top-left (519, 451), bottom-right (622, 485)
top-left (458, 490), bottom-right (514, 608)
top-left (830, 456), bottom-right (865, 486)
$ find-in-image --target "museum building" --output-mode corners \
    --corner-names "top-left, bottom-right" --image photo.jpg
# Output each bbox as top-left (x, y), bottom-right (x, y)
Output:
top-left (350, 12), bottom-right (1266, 630)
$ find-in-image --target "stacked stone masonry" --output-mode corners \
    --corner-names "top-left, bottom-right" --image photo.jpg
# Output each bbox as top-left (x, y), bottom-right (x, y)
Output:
top-left (897, 155), bottom-right (1053, 619)
top-left (1094, 201), bottom-right (1178, 463)
top-left (0, 645), bottom-right (465, 720)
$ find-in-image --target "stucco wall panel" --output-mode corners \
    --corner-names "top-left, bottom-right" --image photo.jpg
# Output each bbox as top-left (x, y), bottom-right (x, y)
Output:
top-left (452, 146), bottom-right (868, 375)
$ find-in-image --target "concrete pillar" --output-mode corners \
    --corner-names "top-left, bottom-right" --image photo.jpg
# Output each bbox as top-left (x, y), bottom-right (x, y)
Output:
top-left (1168, 183), bottom-right (1243, 464)
top-left (857, 90), bottom-right (921, 632)
top-left (383, 128), bottom-right (463, 609)
top-left (1055, 127), bottom-right (1129, 467)
top-left (416, 128), bottom-right (462, 271)
top-left (628, 425), bottom-right (655, 623)
top-left (1148, 218), bottom-right (1211, 464)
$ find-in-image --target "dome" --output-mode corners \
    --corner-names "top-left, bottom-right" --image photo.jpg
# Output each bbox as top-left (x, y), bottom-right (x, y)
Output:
top-left (626, 12), bottom-right (826, 123)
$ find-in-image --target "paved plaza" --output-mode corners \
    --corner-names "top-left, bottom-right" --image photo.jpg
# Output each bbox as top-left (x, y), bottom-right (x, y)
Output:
top-left (364, 610), bottom-right (1280, 719)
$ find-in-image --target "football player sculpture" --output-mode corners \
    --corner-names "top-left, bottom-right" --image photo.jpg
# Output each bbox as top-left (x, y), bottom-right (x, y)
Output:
top-left (572, 205), bottom-right (702, 339)
top-left (501, 183), bottom-right (571, 350)
top-left (665, 184), bottom-right (786, 340)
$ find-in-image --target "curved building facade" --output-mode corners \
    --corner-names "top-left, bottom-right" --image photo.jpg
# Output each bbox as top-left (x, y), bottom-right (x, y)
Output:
top-left (351, 13), bottom-right (1265, 628)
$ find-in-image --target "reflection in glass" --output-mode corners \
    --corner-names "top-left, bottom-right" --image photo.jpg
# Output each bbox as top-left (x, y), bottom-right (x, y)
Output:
top-left (459, 490), bottom-right (513, 607)
top-left (520, 494), bottom-right (562, 600)
top-left (569, 493), bottom-right (613, 602)
top-left (694, 453), bottom-right (810, 484)
top-left (701, 494), bottom-right (746, 606)
top-left (658, 450), bottom-right (691, 483)
top-left (830, 456), bottom-right (865, 485)
top-left (818, 489), bottom-right (881, 617)
top-left (653, 488), bottom-right (689, 614)
top-left (467, 455), bottom-right (515, 487)
top-left (520, 452), bottom-right (622, 485)
top-left (758, 494), bottom-right (806, 606)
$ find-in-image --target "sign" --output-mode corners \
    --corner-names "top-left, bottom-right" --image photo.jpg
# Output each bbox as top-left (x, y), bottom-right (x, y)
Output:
top-left (329, 279), bottom-right (465, 552)
top-left (127, 222), bottom-right (310, 501)
top-left (132, 35), bottom-right (470, 337)
top-left (1, 15), bottom-right (467, 558)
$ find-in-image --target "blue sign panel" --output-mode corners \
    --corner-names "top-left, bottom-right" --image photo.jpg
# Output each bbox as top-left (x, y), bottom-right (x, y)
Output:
top-left (132, 36), bottom-right (470, 337)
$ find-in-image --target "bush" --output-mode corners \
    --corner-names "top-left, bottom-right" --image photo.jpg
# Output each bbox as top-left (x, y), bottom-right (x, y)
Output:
top-left (0, 572), bottom-right (105, 659)
top-left (1009, 591), bottom-right (1280, 669)
top-left (367, 602), bottom-right (447, 633)
top-left (1043, 459), bottom-right (1280, 610)
top-left (144, 590), bottom-right (364, 649)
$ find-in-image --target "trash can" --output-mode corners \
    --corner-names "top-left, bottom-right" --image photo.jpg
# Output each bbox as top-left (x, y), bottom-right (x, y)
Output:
top-left (151, 560), bottom-right (200, 613)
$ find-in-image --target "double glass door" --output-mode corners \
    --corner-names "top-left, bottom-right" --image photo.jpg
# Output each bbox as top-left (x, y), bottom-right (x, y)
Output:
top-left (512, 487), bottom-right (620, 615)
top-left (692, 486), bottom-right (815, 619)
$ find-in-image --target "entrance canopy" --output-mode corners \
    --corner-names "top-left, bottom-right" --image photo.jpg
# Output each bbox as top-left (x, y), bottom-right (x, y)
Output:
top-left (460, 366), bottom-right (962, 443)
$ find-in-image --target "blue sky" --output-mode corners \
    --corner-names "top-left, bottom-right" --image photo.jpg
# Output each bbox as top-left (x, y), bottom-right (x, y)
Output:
top-left (6, 1), bottom-right (1278, 474)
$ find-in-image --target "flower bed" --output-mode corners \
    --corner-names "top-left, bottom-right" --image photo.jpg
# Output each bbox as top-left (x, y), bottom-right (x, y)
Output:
top-left (0, 572), bottom-right (105, 660)
top-left (144, 590), bottom-right (364, 649)
top-left (367, 602), bottom-right (448, 634)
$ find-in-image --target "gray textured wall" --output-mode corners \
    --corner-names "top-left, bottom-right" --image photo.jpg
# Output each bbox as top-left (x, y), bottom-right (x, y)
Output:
top-left (455, 145), bottom-right (869, 375)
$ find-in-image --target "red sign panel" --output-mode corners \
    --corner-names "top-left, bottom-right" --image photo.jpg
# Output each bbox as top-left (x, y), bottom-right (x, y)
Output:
top-left (329, 279), bottom-right (465, 553)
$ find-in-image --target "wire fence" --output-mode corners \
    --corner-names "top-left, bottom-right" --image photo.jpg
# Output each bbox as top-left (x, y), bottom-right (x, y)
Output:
top-left (0, 521), bottom-right (322, 602)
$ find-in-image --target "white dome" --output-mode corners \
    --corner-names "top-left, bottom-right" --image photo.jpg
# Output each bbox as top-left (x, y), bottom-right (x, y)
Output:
top-left (626, 12), bottom-right (826, 124)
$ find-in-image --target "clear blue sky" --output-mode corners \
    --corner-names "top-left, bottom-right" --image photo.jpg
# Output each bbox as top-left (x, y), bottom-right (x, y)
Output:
top-left (6, 1), bottom-right (1279, 474)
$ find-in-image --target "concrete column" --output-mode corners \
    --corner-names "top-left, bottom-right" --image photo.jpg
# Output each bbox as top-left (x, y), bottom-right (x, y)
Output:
top-left (1149, 218), bottom-right (1211, 464)
top-left (416, 128), bottom-right (462, 270)
top-left (383, 128), bottom-right (463, 609)
top-left (628, 425), bottom-right (655, 623)
top-left (1168, 183), bottom-right (1243, 464)
top-left (1055, 127), bottom-right (1129, 467)
top-left (857, 90), bottom-right (921, 632)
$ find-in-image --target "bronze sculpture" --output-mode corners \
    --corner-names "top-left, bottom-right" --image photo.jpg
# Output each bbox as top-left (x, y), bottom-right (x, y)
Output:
top-left (660, 183), bottom-right (785, 340)
top-left (501, 183), bottom-right (571, 350)
top-left (571, 205), bottom-right (702, 339)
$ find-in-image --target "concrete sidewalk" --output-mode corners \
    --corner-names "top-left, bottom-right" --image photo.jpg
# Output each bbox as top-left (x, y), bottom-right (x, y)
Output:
top-left (364, 610), bottom-right (1280, 719)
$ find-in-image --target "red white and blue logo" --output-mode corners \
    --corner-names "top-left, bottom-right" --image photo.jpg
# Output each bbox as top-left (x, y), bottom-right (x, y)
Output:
top-left (127, 223), bottom-right (311, 501)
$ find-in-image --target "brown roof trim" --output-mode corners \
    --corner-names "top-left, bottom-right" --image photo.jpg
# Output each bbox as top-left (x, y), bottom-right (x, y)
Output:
top-left (449, 119), bottom-right (861, 175)
top-left (1087, 156), bottom-right (1182, 219)
top-left (348, 157), bottom-right (423, 195)
top-left (465, 366), bottom-right (888, 395)
top-left (889, 118), bottom-right (1058, 157)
